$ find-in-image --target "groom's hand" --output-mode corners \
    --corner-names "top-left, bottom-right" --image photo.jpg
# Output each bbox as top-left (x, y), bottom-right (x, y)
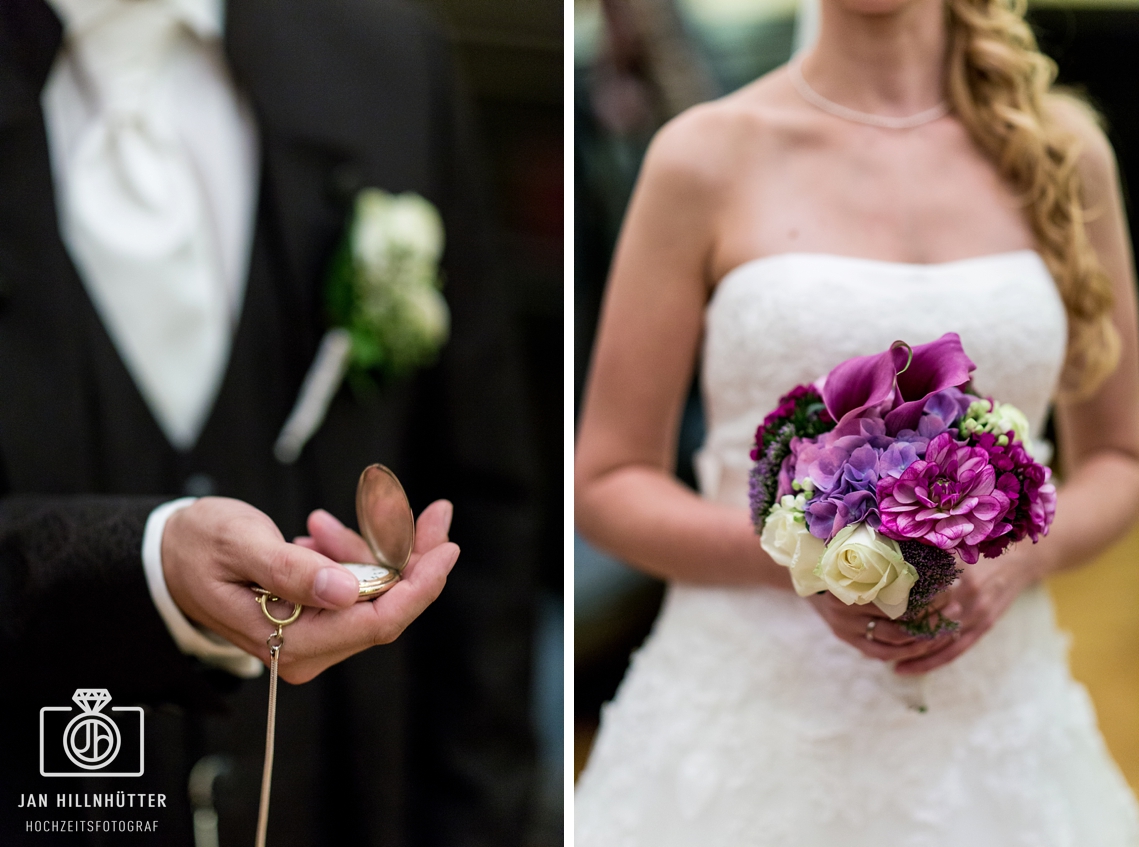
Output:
top-left (162, 497), bottom-right (459, 683)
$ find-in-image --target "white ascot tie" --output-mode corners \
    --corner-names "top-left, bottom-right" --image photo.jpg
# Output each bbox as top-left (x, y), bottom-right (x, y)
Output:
top-left (44, 0), bottom-right (257, 450)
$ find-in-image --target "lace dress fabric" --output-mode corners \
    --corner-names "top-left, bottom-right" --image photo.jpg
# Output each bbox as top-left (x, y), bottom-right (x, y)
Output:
top-left (575, 252), bottom-right (1139, 846)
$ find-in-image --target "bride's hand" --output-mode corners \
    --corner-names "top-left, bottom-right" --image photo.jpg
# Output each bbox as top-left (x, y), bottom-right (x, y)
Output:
top-left (806, 589), bottom-right (958, 664)
top-left (893, 547), bottom-right (1038, 675)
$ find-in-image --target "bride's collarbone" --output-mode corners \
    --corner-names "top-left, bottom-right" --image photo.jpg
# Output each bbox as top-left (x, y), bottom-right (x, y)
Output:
top-left (669, 103), bottom-right (1034, 280)
top-left (709, 170), bottom-right (1034, 277)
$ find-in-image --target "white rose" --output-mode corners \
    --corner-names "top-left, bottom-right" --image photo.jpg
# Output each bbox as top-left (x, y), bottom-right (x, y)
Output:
top-left (352, 189), bottom-right (396, 271)
top-left (351, 190), bottom-right (445, 272)
top-left (402, 285), bottom-right (450, 347)
top-left (760, 496), bottom-right (827, 596)
top-left (387, 193), bottom-right (445, 261)
top-left (815, 523), bottom-right (917, 619)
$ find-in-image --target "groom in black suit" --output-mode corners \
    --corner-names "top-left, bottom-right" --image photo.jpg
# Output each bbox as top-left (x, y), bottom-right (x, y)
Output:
top-left (0, 0), bottom-right (539, 845)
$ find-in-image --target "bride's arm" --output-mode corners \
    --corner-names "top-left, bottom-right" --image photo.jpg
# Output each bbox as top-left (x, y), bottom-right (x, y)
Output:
top-left (577, 111), bottom-right (947, 662)
top-left (575, 109), bottom-right (791, 586)
top-left (577, 108), bottom-right (964, 664)
top-left (898, 106), bottom-right (1139, 674)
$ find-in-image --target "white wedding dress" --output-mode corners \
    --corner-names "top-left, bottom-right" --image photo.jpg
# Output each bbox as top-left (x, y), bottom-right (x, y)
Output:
top-left (575, 251), bottom-right (1139, 846)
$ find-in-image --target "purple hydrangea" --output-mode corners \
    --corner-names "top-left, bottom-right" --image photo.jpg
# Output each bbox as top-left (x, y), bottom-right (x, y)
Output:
top-left (803, 444), bottom-right (882, 539)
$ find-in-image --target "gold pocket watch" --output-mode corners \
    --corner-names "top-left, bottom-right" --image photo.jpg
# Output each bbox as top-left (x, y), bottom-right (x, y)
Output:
top-left (342, 463), bottom-right (416, 598)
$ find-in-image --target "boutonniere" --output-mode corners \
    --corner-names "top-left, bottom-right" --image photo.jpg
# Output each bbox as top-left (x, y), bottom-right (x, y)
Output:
top-left (274, 189), bottom-right (450, 463)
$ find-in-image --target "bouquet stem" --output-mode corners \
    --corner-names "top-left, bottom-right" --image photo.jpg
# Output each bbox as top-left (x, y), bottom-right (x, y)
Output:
top-left (886, 664), bottom-right (928, 712)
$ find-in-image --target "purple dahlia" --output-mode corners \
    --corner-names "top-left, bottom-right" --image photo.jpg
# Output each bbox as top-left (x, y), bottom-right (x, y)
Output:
top-left (877, 432), bottom-right (1012, 564)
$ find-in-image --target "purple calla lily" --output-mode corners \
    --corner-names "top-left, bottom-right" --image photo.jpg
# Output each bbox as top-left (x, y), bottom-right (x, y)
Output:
top-left (822, 333), bottom-right (976, 436)
top-left (821, 343), bottom-right (910, 435)
top-left (884, 334), bottom-right (976, 433)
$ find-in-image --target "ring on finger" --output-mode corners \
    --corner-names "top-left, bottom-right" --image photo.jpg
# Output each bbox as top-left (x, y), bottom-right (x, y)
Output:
top-left (865, 619), bottom-right (877, 642)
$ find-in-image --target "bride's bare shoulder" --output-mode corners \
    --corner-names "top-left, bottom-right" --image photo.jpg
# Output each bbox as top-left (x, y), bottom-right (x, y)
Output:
top-left (1045, 92), bottom-right (1119, 198)
top-left (639, 65), bottom-right (806, 196)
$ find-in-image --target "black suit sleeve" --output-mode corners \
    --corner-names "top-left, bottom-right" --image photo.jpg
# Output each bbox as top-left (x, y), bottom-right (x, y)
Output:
top-left (0, 495), bottom-right (234, 712)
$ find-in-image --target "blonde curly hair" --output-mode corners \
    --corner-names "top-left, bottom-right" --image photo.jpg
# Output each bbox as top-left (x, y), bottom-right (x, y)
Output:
top-left (945, 0), bottom-right (1121, 398)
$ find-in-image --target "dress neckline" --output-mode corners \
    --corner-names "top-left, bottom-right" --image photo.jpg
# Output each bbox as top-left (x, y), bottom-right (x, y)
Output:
top-left (713, 249), bottom-right (1044, 299)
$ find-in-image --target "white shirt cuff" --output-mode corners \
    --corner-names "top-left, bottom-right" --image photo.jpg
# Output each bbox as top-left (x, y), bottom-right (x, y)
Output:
top-left (142, 498), bottom-right (264, 679)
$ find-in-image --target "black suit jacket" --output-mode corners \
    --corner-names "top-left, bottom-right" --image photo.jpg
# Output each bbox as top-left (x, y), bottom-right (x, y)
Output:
top-left (0, 1), bottom-right (539, 845)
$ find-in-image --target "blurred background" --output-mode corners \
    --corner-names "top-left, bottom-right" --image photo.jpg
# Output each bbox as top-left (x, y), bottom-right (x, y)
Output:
top-left (573, 0), bottom-right (1139, 795)
top-left (412, 0), bottom-right (564, 841)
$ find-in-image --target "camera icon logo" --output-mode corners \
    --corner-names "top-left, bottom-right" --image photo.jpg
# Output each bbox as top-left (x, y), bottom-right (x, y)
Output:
top-left (40, 689), bottom-right (144, 777)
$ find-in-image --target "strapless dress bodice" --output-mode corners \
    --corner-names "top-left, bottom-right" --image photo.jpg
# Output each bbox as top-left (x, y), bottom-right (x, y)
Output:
top-left (695, 251), bottom-right (1066, 508)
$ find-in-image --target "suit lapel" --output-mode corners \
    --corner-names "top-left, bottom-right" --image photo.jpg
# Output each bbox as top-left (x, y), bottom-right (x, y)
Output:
top-left (0, 0), bottom-right (61, 127)
top-left (0, 0), bottom-right (132, 494)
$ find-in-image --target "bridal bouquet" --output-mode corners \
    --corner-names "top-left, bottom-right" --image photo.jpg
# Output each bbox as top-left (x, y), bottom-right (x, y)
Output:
top-left (751, 333), bottom-right (1056, 636)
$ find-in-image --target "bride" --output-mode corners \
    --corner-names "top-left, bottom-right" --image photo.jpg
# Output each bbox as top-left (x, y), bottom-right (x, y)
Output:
top-left (573, 0), bottom-right (1139, 842)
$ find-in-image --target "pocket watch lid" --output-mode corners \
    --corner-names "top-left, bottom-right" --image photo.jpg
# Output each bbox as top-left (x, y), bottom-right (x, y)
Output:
top-left (355, 464), bottom-right (415, 573)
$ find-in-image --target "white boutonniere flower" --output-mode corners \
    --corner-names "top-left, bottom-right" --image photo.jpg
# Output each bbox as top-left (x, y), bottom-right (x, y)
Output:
top-left (274, 189), bottom-right (449, 464)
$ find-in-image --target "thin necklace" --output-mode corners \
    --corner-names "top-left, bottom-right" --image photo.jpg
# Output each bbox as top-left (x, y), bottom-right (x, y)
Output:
top-left (789, 56), bottom-right (950, 130)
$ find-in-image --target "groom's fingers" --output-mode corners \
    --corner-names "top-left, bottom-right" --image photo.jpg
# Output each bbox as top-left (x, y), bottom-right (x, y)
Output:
top-left (304, 509), bottom-right (373, 563)
top-left (270, 541), bottom-right (459, 682)
top-left (413, 500), bottom-right (453, 554)
top-left (366, 541), bottom-right (459, 642)
top-left (254, 541), bottom-right (360, 610)
top-left (165, 497), bottom-right (359, 617)
top-left (400, 500), bottom-right (453, 580)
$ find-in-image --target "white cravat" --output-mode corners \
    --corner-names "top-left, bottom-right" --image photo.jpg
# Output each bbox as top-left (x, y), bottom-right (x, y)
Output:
top-left (43, 0), bottom-right (258, 451)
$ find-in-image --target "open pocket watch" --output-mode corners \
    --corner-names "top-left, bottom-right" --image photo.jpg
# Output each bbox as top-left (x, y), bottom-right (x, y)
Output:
top-left (341, 463), bottom-right (416, 598)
